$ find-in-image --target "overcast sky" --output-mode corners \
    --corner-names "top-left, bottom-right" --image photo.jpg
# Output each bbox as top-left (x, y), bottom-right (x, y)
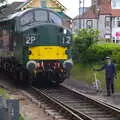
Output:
top-left (7, 0), bottom-right (91, 18)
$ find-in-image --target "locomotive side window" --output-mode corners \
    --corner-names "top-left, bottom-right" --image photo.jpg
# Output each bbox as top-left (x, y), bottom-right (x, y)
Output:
top-left (0, 29), bottom-right (9, 50)
top-left (34, 10), bottom-right (48, 22)
top-left (20, 12), bottom-right (34, 26)
top-left (0, 29), bottom-right (3, 48)
top-left (49, 12), bottom-right (62, 25)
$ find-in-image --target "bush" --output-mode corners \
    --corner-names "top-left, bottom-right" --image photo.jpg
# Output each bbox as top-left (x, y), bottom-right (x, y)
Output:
top-left (81, 43), bottom-right (120, 65)
top-left (72, 29), bottom-right (99, 62)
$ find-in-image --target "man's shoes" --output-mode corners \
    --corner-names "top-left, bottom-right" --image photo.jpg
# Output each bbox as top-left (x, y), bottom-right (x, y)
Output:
top-left (112, 91), bottom-right (114, 94)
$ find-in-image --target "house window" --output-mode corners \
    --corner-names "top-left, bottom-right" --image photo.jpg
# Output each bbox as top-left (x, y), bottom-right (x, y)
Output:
top-left (41, 0), bottom-right (46, 8)
top-left (112, 0), bottom-right (120, 9)
top-left (115, 17), bottom-right (120, 27)
top-left (86, 20), bottom-right (93, 28)
top-left (112, 17), bottom-right (115, 27)
top-left (112, 1), bottom-right (116, 8)
top-left (105, 16), bottom-right (111, 27)
top-left (76, 19), bottom-right (81, 29)
top-left (117, 21), bottom-right (120, 27)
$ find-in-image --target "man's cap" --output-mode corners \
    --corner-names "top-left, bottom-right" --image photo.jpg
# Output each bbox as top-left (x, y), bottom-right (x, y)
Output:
top-left (104, 56), bottom-right (111, 60)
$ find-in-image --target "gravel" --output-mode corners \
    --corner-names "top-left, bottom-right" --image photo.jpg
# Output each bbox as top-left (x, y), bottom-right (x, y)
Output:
top-left (0, 74), bottom-right (53, 120)
top-left (0, 73), bottom-right (120, 119)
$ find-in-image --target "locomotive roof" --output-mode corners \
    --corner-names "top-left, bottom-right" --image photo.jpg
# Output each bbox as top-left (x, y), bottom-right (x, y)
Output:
top-left (0, 7), bottom-right (62, 22)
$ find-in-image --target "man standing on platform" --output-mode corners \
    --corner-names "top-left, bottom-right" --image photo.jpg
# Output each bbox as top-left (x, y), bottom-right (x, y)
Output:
top-left (94, 57), bottom-right (116, 96)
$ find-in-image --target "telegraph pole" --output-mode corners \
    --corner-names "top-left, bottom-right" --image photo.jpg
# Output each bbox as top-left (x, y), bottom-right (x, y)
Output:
top-left (79, 0), bottom-right (82, 28)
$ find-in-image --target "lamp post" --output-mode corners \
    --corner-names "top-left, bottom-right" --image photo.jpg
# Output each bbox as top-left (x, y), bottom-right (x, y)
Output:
top-left (82, 0), bottom-right (85, 28)
top-left (110, 14), bottom-right (112, 42)
top-left (96, 8), bottom-right (100, 30)
top-left (79, 0), bottom-right (82, 29)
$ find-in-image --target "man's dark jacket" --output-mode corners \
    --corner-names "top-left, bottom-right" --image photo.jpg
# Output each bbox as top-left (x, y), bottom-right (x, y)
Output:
top-left (97, 63), bottom-right (116, 79)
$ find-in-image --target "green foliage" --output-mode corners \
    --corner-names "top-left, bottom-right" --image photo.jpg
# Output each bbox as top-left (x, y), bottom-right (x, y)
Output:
top-left (81, 43), bottom-right (120, 66)
top-left (0, 0), bottom-right (6, 3)
top-left (19, 115), bottom-right (24, 120)
top-left (112, 48), bottom-right (120, 70)
top-left (0, 88), bottom-right (9, 99)
top-left (72, 29), bottom-right (120, 91)
top-left (71, 64), bottom-right (96, 84)
top-left (72, 64), bottom-right (120, 91)
top-left (72, 29), bottom-right (99, 62)
top-left (73, 28), bottom-right (99, 52)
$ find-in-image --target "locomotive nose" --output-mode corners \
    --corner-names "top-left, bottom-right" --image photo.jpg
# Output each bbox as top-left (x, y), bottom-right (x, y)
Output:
top-left (26, 61), bottom-right (37, 72)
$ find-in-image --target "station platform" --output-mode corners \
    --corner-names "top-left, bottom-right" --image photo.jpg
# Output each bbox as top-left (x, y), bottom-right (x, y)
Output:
top-left (63, 77), bottom-right (120, 109)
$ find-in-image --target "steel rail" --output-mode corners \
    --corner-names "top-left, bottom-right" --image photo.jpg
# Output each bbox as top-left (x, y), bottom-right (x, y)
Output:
top-left (31, 85), bottom-right (120, 120)
top-left (31, 87), bottom-right (84, 120)
top-left (62, 84), bottom-right (120, 117)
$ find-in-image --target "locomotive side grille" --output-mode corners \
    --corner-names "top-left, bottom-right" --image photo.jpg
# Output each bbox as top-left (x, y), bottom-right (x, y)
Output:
top-left (28, 46), bottom-right (68, 60)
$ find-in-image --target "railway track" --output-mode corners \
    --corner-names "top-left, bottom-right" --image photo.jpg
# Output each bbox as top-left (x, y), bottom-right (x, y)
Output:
top-left (26, 85), bottom-right (120, 120)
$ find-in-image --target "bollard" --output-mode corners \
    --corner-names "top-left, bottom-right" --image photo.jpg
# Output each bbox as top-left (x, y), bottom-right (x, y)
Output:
top-left (0, 96), bottom-right (19, 120)
top-left (0, 107), bottom-right (11, 120)
top-left (7, 99), bottom-right (19, 120)
top-left (0, 96), bottom-right (11, 120)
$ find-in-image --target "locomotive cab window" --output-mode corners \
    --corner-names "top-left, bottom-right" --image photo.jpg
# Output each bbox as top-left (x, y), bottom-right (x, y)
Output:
top-left (20, 12), bottom-right (34, 26)
top-left (0, 29), bottom-right (10, 50)
top-left (0, 29), bottom-right (3, 48)
top-left (49, 12), bottom-right (62, 26)
top-left (34, 10), bottom-right (48, 22)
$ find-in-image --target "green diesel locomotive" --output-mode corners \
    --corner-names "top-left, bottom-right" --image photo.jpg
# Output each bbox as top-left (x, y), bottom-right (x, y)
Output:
top-left (0, 8), bottom-right (72, 86)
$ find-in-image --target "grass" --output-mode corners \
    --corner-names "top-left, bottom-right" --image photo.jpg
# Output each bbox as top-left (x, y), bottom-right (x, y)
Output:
top-left (19, 114), bottom-right (24, 120)
top-left (71, 64), bottom-right (120, 91)
top-left (0, 87), bottom-right (9, 99)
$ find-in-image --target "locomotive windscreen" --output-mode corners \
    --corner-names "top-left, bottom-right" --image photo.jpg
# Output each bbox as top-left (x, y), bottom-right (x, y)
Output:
top-left (19, 9), bottom-right (62, 29)
top-left (49, 12), bottom-right (62, 25)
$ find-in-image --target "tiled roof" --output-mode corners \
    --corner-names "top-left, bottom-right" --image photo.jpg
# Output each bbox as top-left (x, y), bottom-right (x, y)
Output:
top-left (96, 4), bottom-right (120, 16)
top-left (73, 3), bottom-right (120, 20)
top-left (73, 7), bottom-right (96, 20)
top-left (80, 8), bottom-right (96, 19)
top-left (112, 9), bottom-right (120, 16)
top-left (0, 2), bottom-right (23, 19)
top-left (99, 4), bottom-right (111, 15)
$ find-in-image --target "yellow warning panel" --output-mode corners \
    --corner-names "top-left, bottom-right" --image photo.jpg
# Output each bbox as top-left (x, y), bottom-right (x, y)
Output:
top-left (28, 46), bottom-right (68, 60)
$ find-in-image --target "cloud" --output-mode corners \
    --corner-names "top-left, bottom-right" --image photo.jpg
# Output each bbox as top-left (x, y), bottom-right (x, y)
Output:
top-left (59, 0), bottom-right (91, 18)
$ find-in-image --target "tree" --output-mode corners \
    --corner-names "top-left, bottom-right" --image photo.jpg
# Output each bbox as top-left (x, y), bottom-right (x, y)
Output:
top-left (72, 28), bottom-right (99, 62)
top-left (0, 0), bottom-right (7, 14)
top-left (0, 0), bottom-right (7, 8)
top-left (0, 0), bottom-right (6, 4)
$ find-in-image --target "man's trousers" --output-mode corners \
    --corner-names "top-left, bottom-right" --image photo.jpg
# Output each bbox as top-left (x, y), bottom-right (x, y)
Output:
top-left (106, 77), bottom-right (114, 96)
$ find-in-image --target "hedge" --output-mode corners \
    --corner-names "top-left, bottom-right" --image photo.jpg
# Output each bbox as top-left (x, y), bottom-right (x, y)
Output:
top-left (80, 43), bottom-right (120, 66)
